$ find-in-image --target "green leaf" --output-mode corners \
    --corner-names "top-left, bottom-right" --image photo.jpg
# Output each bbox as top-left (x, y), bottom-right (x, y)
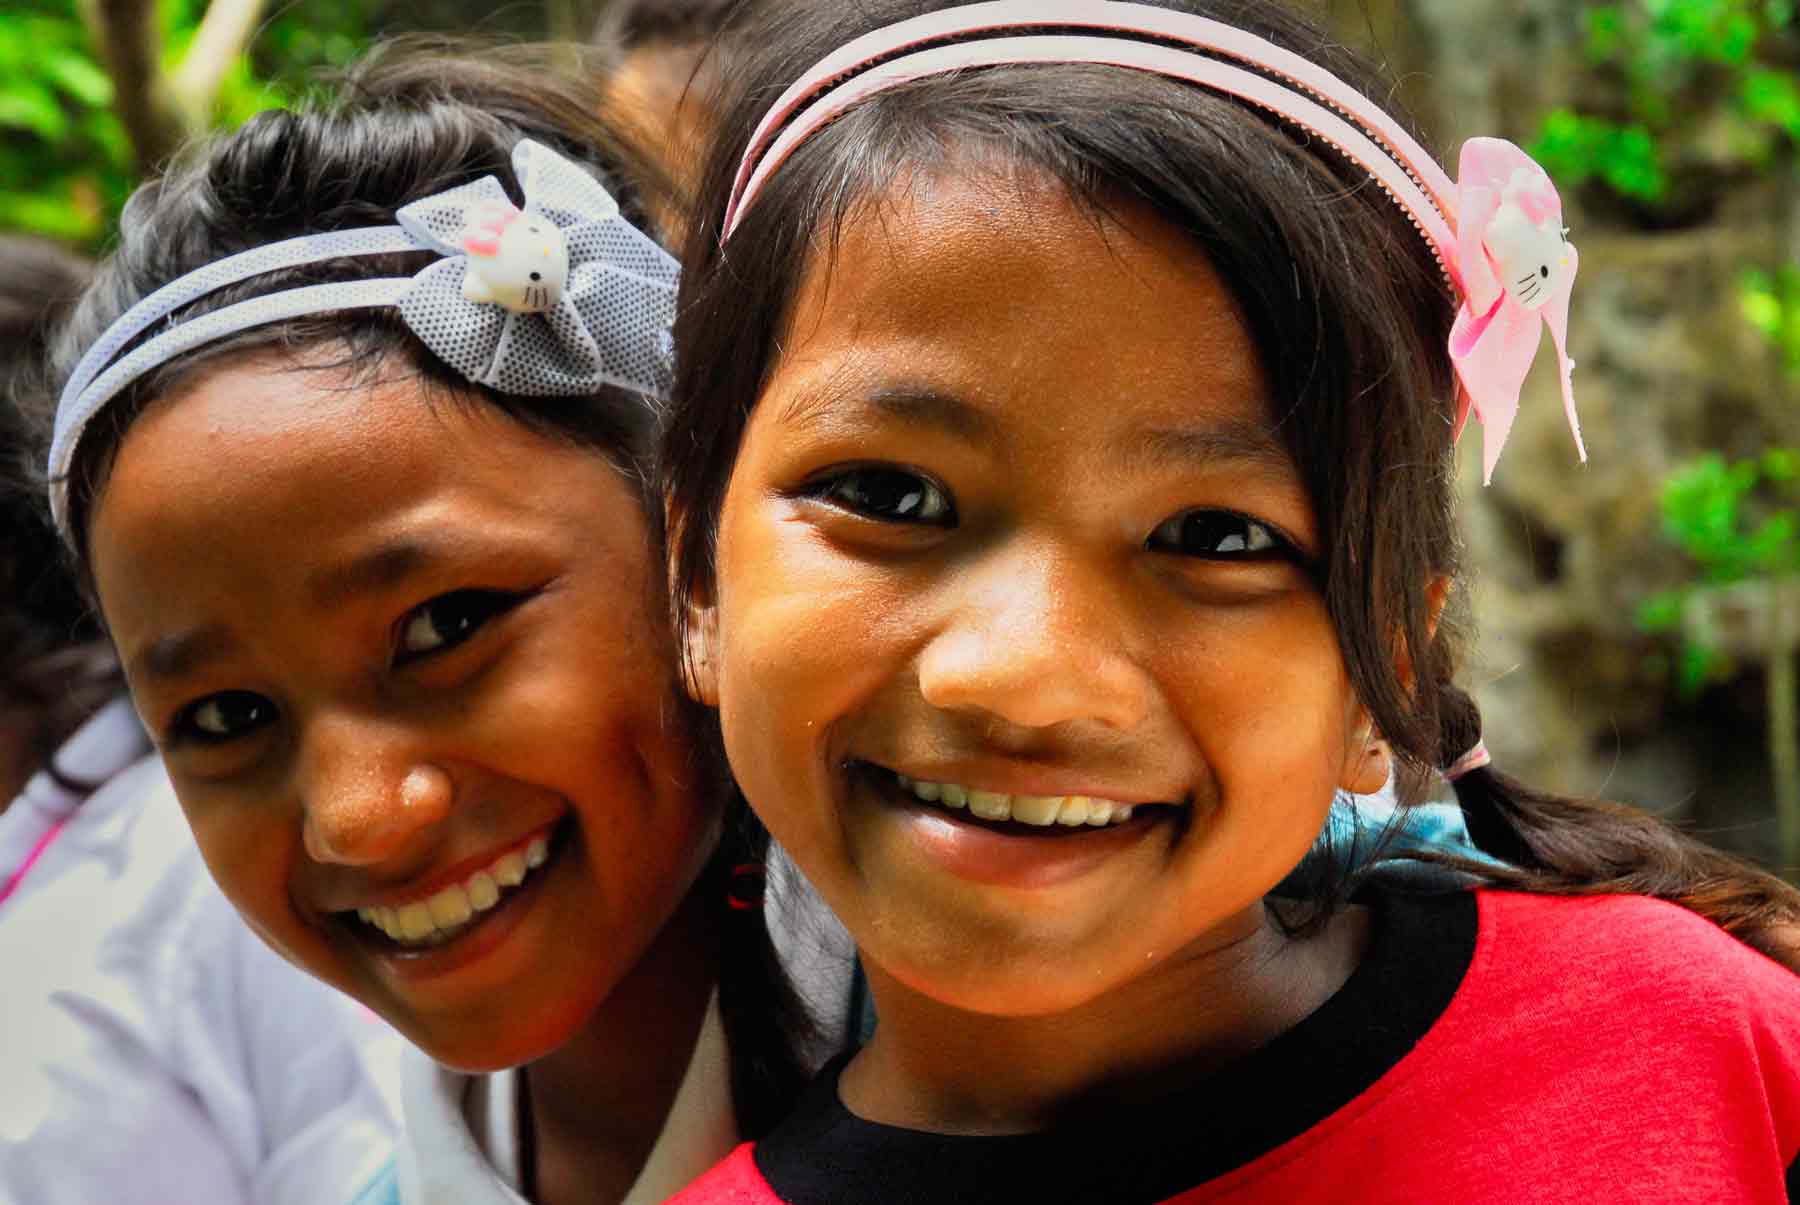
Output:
top-left (1637, 588), bottom-right (1689, 631)
top-left (1585, 5), bottom-right (1629, 61)
top-left (1740, 67), bottom-right (1800, 141)
top-left (0, 79), bottom-right (68, 139)
top-left (43, 50), bottom-right (112, 108)
top-left (1677, 641), bottom-right (1720, 697)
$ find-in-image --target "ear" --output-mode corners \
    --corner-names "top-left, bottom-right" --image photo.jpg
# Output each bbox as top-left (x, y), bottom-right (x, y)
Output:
top-left (1339, 714), bottom-right (1391, 797)
top-left (681, 596), bottom-right (720, 707)
top-left (1395, 574), bottom-right (1453, 695)
top-left (666, 496), bottom-right (720, 708)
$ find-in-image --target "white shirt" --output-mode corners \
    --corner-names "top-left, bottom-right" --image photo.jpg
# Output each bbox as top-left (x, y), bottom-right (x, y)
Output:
top-left (0, 699), bottom-right (400, 1205)
top-left (361, 851), bottom-right (858, 1205)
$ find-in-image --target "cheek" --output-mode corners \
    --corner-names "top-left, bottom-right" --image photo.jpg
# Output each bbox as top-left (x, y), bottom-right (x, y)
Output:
top-left (180, 792), bottom-right (320, 965)
top-left (711, 501), bottom-right (892, 841)
top-left (1168, 599), bottom-right (1356, 809)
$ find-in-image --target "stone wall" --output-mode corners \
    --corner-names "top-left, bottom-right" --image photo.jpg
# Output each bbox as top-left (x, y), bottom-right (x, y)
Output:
top-left (1327, 0), bottom-right (1799, 868)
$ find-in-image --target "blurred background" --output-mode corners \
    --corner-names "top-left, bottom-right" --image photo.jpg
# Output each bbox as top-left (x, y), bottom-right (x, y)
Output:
top-left (2, 0), bottom-right (1795, 881)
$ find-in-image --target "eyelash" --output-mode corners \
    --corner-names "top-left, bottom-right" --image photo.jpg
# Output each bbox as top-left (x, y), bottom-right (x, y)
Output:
top-left (391, 588), bottom-right (529, 668)
top-left (803, 466), bottom-right (956, 525)
top-left (1146, 509), bottom-right (1297, 562)
top-left (806, 466), bottom-right (1296, 563)
top-left (163, 589), bottom-right (528, 749)
top-left (167, 691), bottom-right (278, 748)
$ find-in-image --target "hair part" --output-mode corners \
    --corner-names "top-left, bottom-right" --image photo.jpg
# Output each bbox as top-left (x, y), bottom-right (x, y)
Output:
top-left (664, 0), bottom-right (1800, 969)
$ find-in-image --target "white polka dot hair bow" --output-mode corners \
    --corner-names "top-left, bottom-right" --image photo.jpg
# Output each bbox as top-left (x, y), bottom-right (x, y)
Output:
top-left (49, 139), bottom-right (679, 535)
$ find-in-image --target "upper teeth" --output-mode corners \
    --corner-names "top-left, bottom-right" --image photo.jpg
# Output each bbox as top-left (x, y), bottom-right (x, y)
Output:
top-left (355, 833), bottom-right (551, 946)
top-left (897, 775), bottom-right (1136, 827)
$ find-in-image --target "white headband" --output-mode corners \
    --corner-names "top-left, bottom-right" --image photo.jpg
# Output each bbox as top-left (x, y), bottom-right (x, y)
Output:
top-left (49, 138), bottom-right (679, 537)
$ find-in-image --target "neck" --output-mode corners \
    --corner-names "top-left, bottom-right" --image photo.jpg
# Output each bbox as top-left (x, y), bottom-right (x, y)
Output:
top-left (840, 902), bottom-right (1369, 1136)
top-left (525, 884), bottom-right (721, 1205)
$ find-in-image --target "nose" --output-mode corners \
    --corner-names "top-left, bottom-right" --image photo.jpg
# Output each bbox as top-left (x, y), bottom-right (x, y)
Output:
top-left (298, 717), bottom-right (453, 867)
top-left (916, 541), bottom-right (1150, 732)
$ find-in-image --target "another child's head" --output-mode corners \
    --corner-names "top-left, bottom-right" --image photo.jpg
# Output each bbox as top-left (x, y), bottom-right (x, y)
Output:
top-left (592, 0), bottom-right (748, 241)
top-left (666, 0), bottom-right (1799, 1011)
top-left (39, 46), bottom-right (716, 1072)
top-left (1, 236), bottom-right (112, 805)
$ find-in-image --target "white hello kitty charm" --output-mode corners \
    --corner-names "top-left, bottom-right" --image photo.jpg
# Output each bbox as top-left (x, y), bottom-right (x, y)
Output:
top-left (1482, 167), bottom-right (1572, 312)
top-left (459, 200), bottom-right (569, 313)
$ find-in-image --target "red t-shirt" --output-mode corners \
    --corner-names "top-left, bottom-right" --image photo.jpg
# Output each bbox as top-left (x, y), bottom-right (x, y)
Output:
top-left (673, 889), bottom-right (1800, 1203)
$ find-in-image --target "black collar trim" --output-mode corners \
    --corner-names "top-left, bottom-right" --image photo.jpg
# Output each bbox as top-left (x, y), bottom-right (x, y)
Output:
top-left (755, 888), bottom-right (1477, 1205)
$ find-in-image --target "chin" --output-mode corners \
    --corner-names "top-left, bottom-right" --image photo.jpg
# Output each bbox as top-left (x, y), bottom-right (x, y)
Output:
top-left (881, 937), bottom-right (1137, 1020)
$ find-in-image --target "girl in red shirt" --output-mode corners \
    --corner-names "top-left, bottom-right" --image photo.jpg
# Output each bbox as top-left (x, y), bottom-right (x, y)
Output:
top-left (661, 2), bottom-right (1800, 1200)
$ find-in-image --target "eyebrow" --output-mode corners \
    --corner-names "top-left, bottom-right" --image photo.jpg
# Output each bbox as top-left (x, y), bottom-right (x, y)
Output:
top-left (1119, 419), bottom-right (1296, 477)
top-left (778, 380), bottom-right (998, 443)
top-left (782, 376), bottom-right (1291, 473)
top-left (304, 539), bottom-right (440, 609)
top-left (136, 624), bottom-right (236, 685)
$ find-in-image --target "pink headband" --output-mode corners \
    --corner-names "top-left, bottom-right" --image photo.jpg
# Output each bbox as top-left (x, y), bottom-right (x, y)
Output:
top-left (723, 1), bottom-right (1587, 483)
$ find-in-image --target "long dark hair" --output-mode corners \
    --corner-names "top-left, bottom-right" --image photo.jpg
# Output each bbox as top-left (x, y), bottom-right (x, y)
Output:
top-left (31, 40), bottom-right (809, 1131)
top-left (662, 0), bottom-right (1800, 969)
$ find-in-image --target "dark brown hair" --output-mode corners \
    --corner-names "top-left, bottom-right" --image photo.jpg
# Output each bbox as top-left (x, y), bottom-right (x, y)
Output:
top-left (31, 39), bottom-right (808, 1132)
top-left (592, 0), bottom-right (749, 50)
top-left (662, 0), bottom-right (1800, 968)
top-left (1, 236), bottom-right (116, 781)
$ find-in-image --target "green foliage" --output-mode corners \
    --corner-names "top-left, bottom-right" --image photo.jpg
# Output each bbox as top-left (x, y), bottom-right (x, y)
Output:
top-left (0, 3), bottom-right (132, 244)
top-left (1533, 108), bottom-right (1669, 201)
top-left (1742, 265), bottom-right (1800, 373)
top-left (0, 0), bottom-right (379, 249)
top-left (1530, 0), bottom-right (1800, 207)
top-left (1639, 450), bottom-right (1800, 693)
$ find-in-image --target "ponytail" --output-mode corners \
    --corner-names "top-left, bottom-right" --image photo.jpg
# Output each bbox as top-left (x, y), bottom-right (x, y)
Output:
top-left (1423, 678), bottom-right (1800, 971)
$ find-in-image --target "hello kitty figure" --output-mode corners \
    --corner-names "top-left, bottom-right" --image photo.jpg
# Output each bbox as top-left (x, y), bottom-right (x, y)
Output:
top-left (459, 199), bottom-right (570, 313)
top-left (1482, 168), bottom-right (1572, 312)
top-left (1449, 137), bottom-right (1584, 483)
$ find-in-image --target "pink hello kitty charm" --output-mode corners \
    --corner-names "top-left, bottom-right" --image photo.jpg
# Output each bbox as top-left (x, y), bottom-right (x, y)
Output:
top-left (459, 199), bottom-right (570, 313)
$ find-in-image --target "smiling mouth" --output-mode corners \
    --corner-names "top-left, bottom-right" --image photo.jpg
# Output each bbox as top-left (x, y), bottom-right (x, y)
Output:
top-left (344, 822), bottom-right (563, 952)
top-left (864, 764), bottom-right (1179, 833)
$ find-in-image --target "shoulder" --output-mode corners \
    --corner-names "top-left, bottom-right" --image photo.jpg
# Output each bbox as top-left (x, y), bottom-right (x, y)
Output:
top-left (1474, 888), bottom-right (1800, 1009)
top-left (1447, 890), bottom-right (1800, 1129)
top-left (666, 1145), bottom-right (784, 1205)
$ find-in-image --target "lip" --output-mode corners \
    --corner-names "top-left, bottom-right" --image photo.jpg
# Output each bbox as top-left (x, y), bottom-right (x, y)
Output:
top-left (858, 765), bottom-right (1181, 890)
top-left (870, 760), bottom-right (1183, 808)
top-left (340, 817), bottom-right (564, 912)
top-left (339, 817), bottom-right (571, 982)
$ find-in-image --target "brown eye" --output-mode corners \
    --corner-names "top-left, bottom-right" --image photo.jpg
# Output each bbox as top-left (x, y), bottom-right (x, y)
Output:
top-left (816, 468), bottom-right (953, 524)
top-left (395, 590), bottom-right (523, 666)
top-left (1148, 510), bottom-right (1283, 559)
top-left (175, 691), bottom-right (276, 745)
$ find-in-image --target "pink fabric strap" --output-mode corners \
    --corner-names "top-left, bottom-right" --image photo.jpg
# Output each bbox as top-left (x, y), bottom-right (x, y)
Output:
top-left (0, 817), bottom-right (71, 910)
top-left (1444, 740), bottom-right (1492, 782)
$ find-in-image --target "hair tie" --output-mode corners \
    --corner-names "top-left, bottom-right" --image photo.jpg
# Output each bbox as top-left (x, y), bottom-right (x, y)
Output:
top-left (722, 0), bottom-right (1586, 485)
top-left (1444, 740), bottom-right (1492, 782)
top-left (49, 139), bottom-right (679, 539)
top-left (725, 861), bottom-right (767, 911)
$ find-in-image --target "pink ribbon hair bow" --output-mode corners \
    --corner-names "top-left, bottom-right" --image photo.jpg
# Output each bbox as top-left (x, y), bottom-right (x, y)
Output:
top-left (1448, 137), bottom-right (1587, 484)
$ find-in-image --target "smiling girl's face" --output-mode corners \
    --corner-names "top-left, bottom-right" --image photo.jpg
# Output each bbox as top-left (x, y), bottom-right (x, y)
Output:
top-left (90, 354), bottom-right (715, 1071)
top-left (690, 169), bottom-right (1388, 1017)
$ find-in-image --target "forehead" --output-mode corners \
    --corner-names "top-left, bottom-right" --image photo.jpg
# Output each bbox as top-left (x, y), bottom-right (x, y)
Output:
top-left (770, 166), bottom-right (1272, 441)
top-left (88, 351), bottom-right (638, 642)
